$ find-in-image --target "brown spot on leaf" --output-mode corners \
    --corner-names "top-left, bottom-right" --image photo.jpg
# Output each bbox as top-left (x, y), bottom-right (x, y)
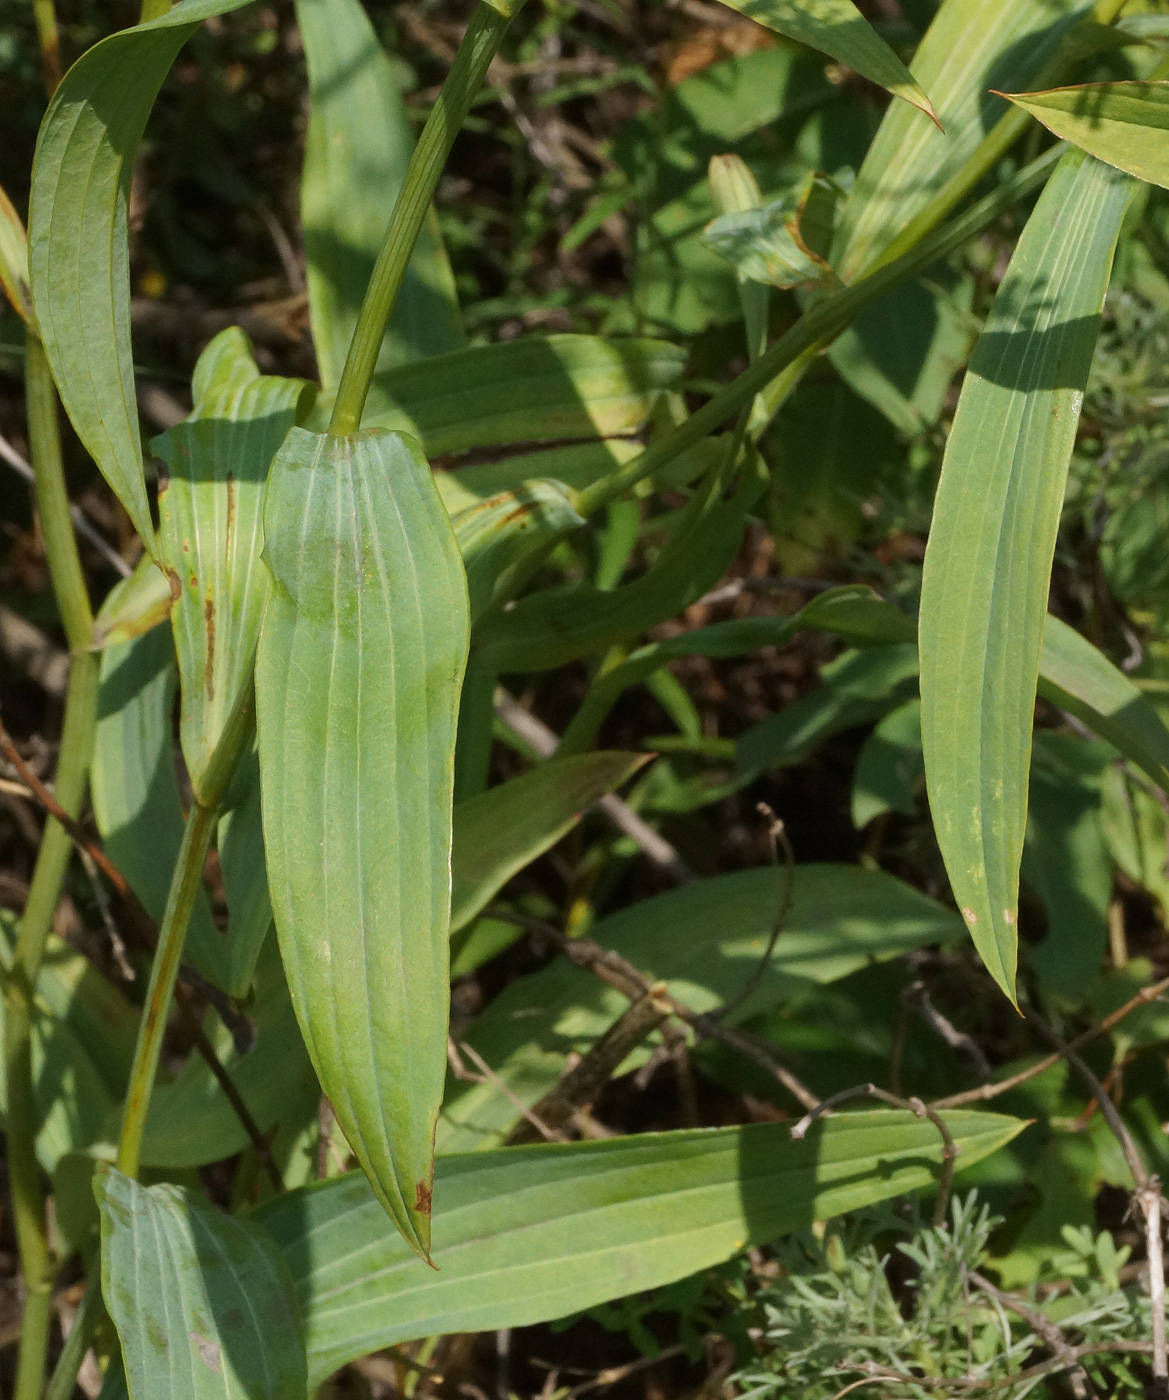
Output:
top-left (414, 1180), bottom-right (432, 1215)
top-left (225, 472), bottom-right (235, 549)
top-left (189, 1331), bottom-right (221, 1372)
top-left (204, 595), bottom-right (215, 698)
top-left (166, 569), bottom-right (181, 603)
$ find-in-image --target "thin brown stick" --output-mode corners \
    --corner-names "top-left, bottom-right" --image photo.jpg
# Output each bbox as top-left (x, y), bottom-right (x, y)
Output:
top-left (930, 975), bottom-right (1169, 1111)
top-left (449, 1038), bottom-right (567, 1143)
top-left (506, 987), bottom-right (671, 1145)
top-left (0, 714), bottom-right (281, 1191)
top-left (966, 1269), bottom-right (1096, 1400)
top-left (791, 1083), bottom-right (958, 1227)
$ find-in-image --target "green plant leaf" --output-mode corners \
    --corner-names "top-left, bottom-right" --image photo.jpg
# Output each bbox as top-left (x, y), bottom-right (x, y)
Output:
top-left (832, 0), bottom-right (1093, 278)
top-left (1001, 82), bottom-right (1169, 190)
top-left (1038, 614), bottom-right (1169, 793)
top-left (91, 555), bottom-right (174, 650)
top-left (91, 625), bottom-right (228, 988)
top-left (919, 150), bottom-right (1135, 1002)
top-left (97, 1167), bottom-right (306, 1400)
top-left (259, 1111), bottom-right (1022, 1385)
top-left (353, 334), bottom-right (685, 451)
top-left (851, 698), bottom-right (923, 828)
top-left (217, 746), bottom-right (272, 997)
top-left (450, 751), bottom-right (649, 935)
top-left (256, 426), bottom-right (469, 1257)
top-left (28, 0), bottom-right (260, 549)
top-left (707, 0), bottom-right (935, 120)
top-left (441, 864), bottom-right (961, 1152)
top-left (297, 0), bottom-right (462, 386)
top-left (704, 175), bottom-right (844, 292)
top-left (153, 327), bottom-right (311, 803)
top-left (0, 181), bottom-right (31, 324)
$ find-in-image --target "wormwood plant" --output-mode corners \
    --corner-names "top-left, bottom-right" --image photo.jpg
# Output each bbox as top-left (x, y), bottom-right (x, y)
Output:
top-left (4, 0), bottom-right (1169, 1395)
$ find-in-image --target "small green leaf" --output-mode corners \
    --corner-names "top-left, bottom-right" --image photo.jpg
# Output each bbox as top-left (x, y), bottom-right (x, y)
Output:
top-left (153, 328), bottom-right (311, 803)
top-left (450, 751), bottom-right (649, 935)
top-left (256, 427), bottom-right (469, 1257)
top-left (707, 0), bottom-right (936, 121)
top-left (297, 0), bottom-right (462, 385)
top-left (28, 0), bottom-right (260, 548)
top-left (704, 175), bottom-right (844, 291)
top-left (919, 150), bottom-right (1135, 1002)
top-left (259, 1112), bottom-right (1022, 1385)
top-left (1000, 81), bottom-right (1169, 191)
top-left (851, 698), bottom-right (923, 828)
top-left (97, 1167), bottom-right (306, 1400)
top-left (90, 555), bottom-right (174, 650)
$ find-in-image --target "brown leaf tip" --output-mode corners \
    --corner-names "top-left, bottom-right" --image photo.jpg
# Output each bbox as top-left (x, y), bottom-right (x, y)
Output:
top-left (414, 1180), bottom-right (433, 1216)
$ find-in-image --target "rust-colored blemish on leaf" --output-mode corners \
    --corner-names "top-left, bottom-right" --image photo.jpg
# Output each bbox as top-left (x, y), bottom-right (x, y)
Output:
top-left (166, 568), bottom-right (181, 603)
top-left (204, 595), bottom-right (216, 699)
top-left (414, 1179), bottom-right (432, 1216)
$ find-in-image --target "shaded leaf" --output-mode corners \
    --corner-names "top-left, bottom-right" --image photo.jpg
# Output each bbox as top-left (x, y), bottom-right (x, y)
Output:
top-left (256, 427), bottom-right (469, 1256)
top-left (217, 746), bottom-right (272, 997)
top-left (851, 698), bottom-right (923, 827)
top-left (97, 1167), bottom-right (306, 1400)
top-left (450, 751), bottom-right (649, 936)
top-left (153, 327), bottom-right (311, 802)
top-left (919, 151), bottom-right (1135, 1001)
top-left (708, 0), bottom-right (935, 120)
top-left (704, 174), bottom-right (844, 291)
top-left (90, 555), bottom-right (174, 650)
top-left (297, 0), bottom-right (462, 385)
top-left (259, 1112), bottom-right (1023, 1385)
top-left (28, 0), bottom-right (260, 547)
top-left (1001, 81), bottom-right (1169, 190)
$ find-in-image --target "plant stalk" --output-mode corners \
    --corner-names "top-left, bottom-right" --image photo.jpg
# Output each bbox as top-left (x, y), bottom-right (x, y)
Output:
top-left (573, 145), bottom-right (1062, 521)
top-left (328, 0), bottom-right (523, 436)
top-left (116, 799), bottom-right (218, 1180)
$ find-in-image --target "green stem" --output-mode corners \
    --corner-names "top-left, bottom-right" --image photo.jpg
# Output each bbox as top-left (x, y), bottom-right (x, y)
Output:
top-left (573, 145), bottom-right (1062, 521)
top-left (329, 0), bottom-right (522, 436)
top-left (31, 0), bottom-right (60, 94)
top-left (7, 328), bottom-right (99, 1400)
top-left (116, 800), bottom-right (218, 1180)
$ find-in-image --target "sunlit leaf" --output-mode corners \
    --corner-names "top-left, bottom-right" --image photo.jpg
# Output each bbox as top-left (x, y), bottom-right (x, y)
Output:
top-left (919, 150), bottom-right (1135, 1001)
top-left (256, 427), bottom-right (469, 1257)
top-left (259, 1111), bottom-right (1023, 1385)
top-left (98, 1167), bottom-right (306, 1400)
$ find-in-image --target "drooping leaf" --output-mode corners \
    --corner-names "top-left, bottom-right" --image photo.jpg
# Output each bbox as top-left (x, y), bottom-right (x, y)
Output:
top-left (0, 181), bottom-right (31, 324)
top-left (704, 174), bottom-right (844, 292)
top-left (918, 150), bottom-right (1135, 1001)
top-left (441, 864), bottom-right (962, 1152)
top-left (1001, 82), bottom-right (1169, 191)
top-left (832, 0), bottom-right (1094, 277)
top-left (256, 427), bottom-right (469, 1257)
top-left (91, 625), bottom-right (227, 988)
top-left (153, 328), bottom-right (312, 803)
top-left (353, 334), bottom-right (686, 451)
top-left (97, 1167), bottom-right (306, 1400)
top-left (259, 1111), bottom-right (1023, 1385)
top-left (297, 0), bottom-right (462, 385)
top-left (705, 0), bottom-right (935, 121)
top-left (450, 751), bottom-right (649, 935)
top-left (28, 0), bottom-right (260, 548)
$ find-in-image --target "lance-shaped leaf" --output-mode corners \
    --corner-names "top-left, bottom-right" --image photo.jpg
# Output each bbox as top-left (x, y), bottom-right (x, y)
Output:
top-left (28, 0), bottom-right (260, 548)
top-left (1001, 82), bottom-right (1169, 190)
top-left (258, 1111), bottom-right (1023, 1384)
top-left (91, 624), bottom-right (227, 987)
top-left (256, 426), bottom-right (469, 1257)
top-left (704, 173), bottom-right (844, 292)
top-left (919, 151), bottom-right (1135, 1003)
top-left (357, 334), bottom-right (685, 452)
top-left (832, 0), bottom-right (1093, 278)
top-left (153, 328), bottom-right (311, 803)
top-left (0, 182), bottom-right (31, 324)
top-left (706, 0), bottom-right (935, 120)
top-left (298, 0), bottom-right (462, 384)
top-left (450, 750), bottom-right (649, 934)
top-left (97, 1167), bottom-right (306, 1400)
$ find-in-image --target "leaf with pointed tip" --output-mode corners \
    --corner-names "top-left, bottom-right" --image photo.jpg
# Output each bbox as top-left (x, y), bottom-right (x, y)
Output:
top-left (441, 864), bottom-right (961, 1152)
top-left (450, 751), bottom-right (649, 935)
top-left (832, 0), bottom-right (1094, 278)
top-left (256, 426), bottom-right (469, 1257)
top-left (707, 0), bottom-right (935, 120)
top-left (919, 151), bottom-right (1135, 1003)
top-left (354, 334), bottom-right (686, 452)
top-left (1001, 81), bottom-right (1169, 190)
top-left (28, 0), bottom-right (260, 548)
top-left (153, 328), bottom-right (311, 803)
top-left (97, 1167), bottom-right (306, 1400)
top-left (297, 0), bottom-right (462, 384)
top-left (91, 625), bottom-right (227, 988)
top-left (259, 1111), bottom-right (1022, 1384)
